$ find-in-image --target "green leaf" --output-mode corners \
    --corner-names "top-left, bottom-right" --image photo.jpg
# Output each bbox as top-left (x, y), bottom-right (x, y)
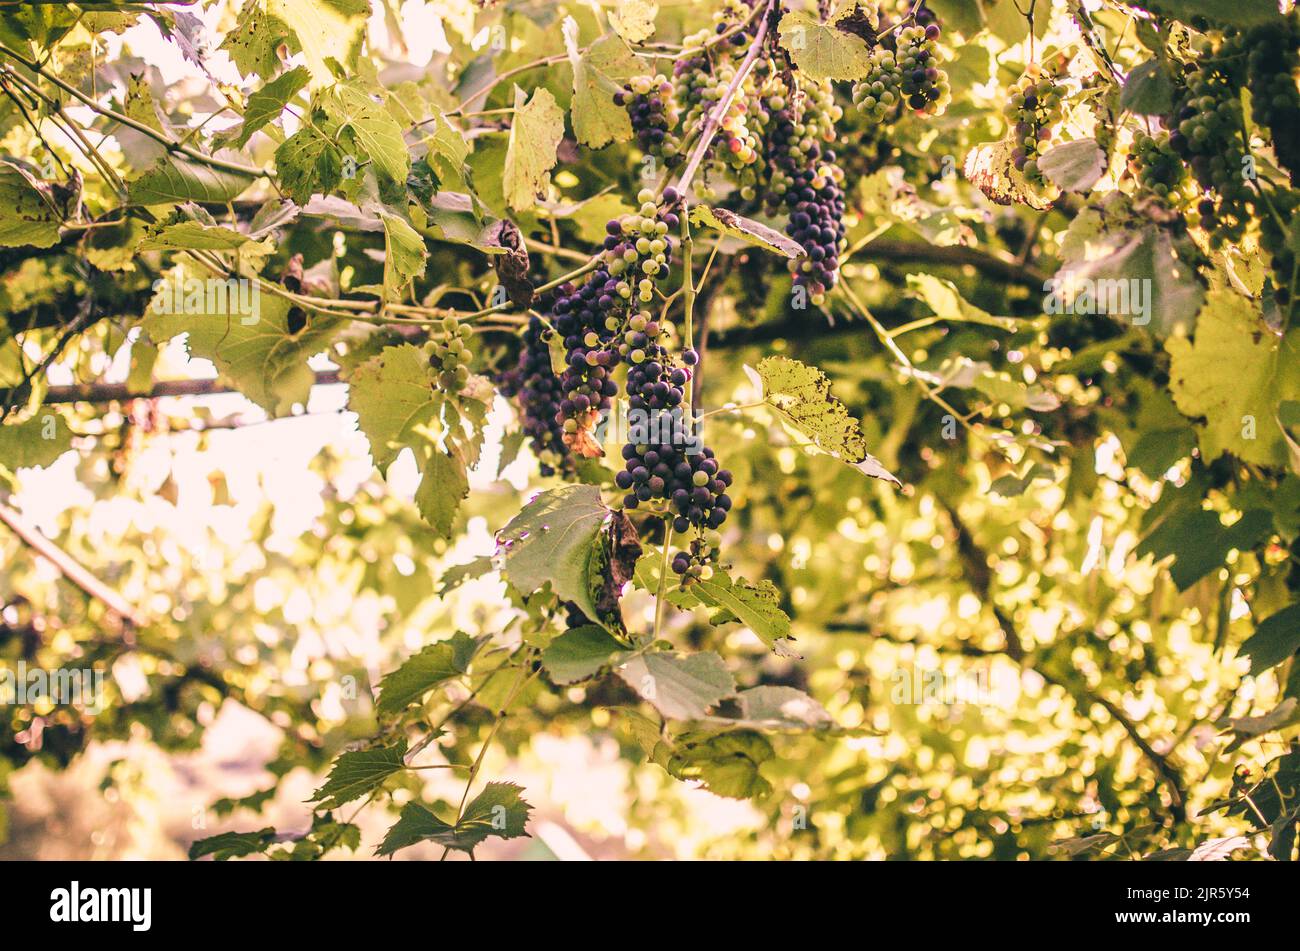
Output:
top-left (379, 211), bottom-right (427, 300)
top-left (274, 124), bottom-right (343, 204)
top-left (0, 157), bottom-right (67, 245)
top-left (736, 685), bottom-right (833, 729)
top-left (751, 355), bottom-right (901, 485)
top-left (376, 632), bottom-right (485, 717)
top-left (690, 570), bottom-right (795, 654)
top-left (268, 0), bottom-right (367, 86)
top-left (668, 730), bottom-right (774, 799)
top-left (0, 160), bottom-right (63, 248)
top-left (541, 624), bottom-right (631, 684)
top-left (129, 156), bottom-right (256, 205)
top-left (414, 444), bottom-right (469, 537)
top-left (220, 1), bottom-right (290, 79)
top-left (1054, 217), bottom-right (1204, 338)
top-left (230, 66), bottom-right (311, 148)
top-left (616, 650), bottom-right (736, 720)
top-left (138, 221), bottom-right (257, 252)
top-left (564, 22), bottom-right (639, 149)
top-left (1167, 289), bottom-right (1300, 466)
top-left (689, 205), bottom-right (804, 259)
top-left (1137, 508), bottom-right (1272, 591)
top-left (310, 739), bottom-right (408, 810)
top-left (777, 8), bottom-right (872, 82)
top-left (142, 280), bottom-right (338, 415)
top-left (188, 828), bottom-right (278, 861)
top-left (1037, 138), bottom-right (1107, 194)
top-left (375, 782), bottom-right (532, 856)
top-left (503, 86), bottom-right (564, 212)
top-left (0, 411), bottom-right (72, 471)
top-left (906, 274), bottom-right (1019, 331)
top-left (324, 83), bottom-right (410, 203)
top-left (1121, 59), bottom-right (1175, 115)
top-left (1239, 603), bottom-right (1300, 674)
top-left (348, 344), bottom-right (482, 536)
top-left (497, 484), bottom-right (609, 624)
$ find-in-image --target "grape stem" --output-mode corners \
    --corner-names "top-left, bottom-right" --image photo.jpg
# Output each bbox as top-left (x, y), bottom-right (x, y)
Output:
top-left (671, 0), bottom-right (777, 201)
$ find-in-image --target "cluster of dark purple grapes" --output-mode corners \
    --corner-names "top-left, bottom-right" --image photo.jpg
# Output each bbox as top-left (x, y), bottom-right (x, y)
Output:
top-left (498, 316), bottom-right (568, 476)
top-left (764, 84), bottom-right (847, 307)
top-left (616, 437), bottom-right (733, 535)
top-left (550, 270), bottom-right (623, 458)
top-left (671, 537), bottom-right (720, 585)
top-left (1004, 67), bottom-right (1064, 187)
top-left (614, 74), bottom-right (682, 161)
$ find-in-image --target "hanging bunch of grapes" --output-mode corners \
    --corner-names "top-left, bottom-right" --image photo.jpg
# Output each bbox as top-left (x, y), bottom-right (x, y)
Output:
top-left (764, 77), bottom-right (847, 307)
top-left (1004, 65), bottom-right (1065, 188)
top-left (498, 316), bottom-right (569, 477)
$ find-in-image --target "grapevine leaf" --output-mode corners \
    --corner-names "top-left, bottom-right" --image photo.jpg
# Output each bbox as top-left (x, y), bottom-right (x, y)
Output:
top-left (376, 782), bottom-right (532, 856)
top-left (0, 411), bottom-right (73, 472)
top-left (752, 355), bottom-right (901, 485)
top-left (564, 21), bottom-right (638, 149)
top-left (142, 283), bottom-right (338, 414)
top-left (275, 125), bottom-right (343, 204)
top-left (616, 650), bottom-right (736, 721)
top-left (129, 156), bottom-right (256, 205)
top-left (497, 484), bottom-right (609, 624)
top-left (347, 344), bottom-right (482, 537)
top-left (220, 1), bottom-right (290, 78)
top-left (414, 444), bottom-right (469, 537)
top-left (503, 86), bottom-right (565, 212)
top-left (378, 211), bottom-right (427, 300)
top-left (1167, 289), bottom-right (1300, 465)
top-left (267, 0), bottom-right (367, 86)
top-left (376, 632), bottom-right (486, 717)
top-left (188, 828), bottom-right (278, 861)
top-left (668, 730), bottom-right (774, 799)
top-left (689, 205), bottom-right (804, 259)
top-left (324, 83), bottom-right (411, 204)
top-left (777, 8), bottom-right (873, 82)
top-left (964, 138), bottom-right (1054, 210)
top-left (690, 570), bottom-right (795, 654)
top-left (906, 273), bottom-right (1019, 330)
top-left (541, 625), bottom-right (631, 684)
top-left (1136, 507), bottom-right (1272, 591)
top-left (608, 0), bottom-right (658, 44)
top-left (228, 65), bottom-right (311, 148)
top-left (1121, 59), bottom-right (1175, 115)
top-left (1239, 603), bottom-right (1300, 674)
top-left (1037, 138), bottom-right (1107, 194)
top-left (736, 685), bottom-right (833, 728)
top-left (310, 740), bottom-right (408, 809)
top-left (0, 160), bottom-right (64, 248)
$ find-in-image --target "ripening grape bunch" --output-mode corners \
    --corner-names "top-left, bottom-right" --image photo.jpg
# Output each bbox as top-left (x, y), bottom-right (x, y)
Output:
top-left (1005, 66), bottom-right (1064, 187)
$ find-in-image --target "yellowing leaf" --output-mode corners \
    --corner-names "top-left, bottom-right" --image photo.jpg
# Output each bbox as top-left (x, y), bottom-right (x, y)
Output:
top-left (565, 20), bottom-right (639, 149)
top-left (1167, 289), bottom-right (1300, 466)
top-left (777, 7), bottom-right (873, 82)
top-left (607, 0), bottom-right (658, 44)
top-left (503, 86), bottom-right (564, 211)
top-left (268, 0), bottom-right (367, 86)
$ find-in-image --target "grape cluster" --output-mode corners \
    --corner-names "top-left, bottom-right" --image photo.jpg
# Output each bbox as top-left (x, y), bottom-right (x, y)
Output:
top-left (429, 318), bottom-right (473, 391)
top-left (764, 79), bottom-right (847, 306)
top-left (1005, 67), bottom-right (1064, 187)
top-left (851, 18), bottom-right (948, 122)
top-left (1244, 15), bottom-right (1300, 184)
top-left (671, 536), bottom-right (721, 584)
top-left (852, 48), bottom-right (906, 123)
top-left (614, 74), bottom-right (682, 162)
top-left (1167, 54), bottom-right (1254, 248)
top-left (616, 436), bottom-right (733, 534)
top-left (550, 189), bottom-right (680, 457)
top-left (498, 316), bottom-right (568, 476)
top-left (1130, 132), bottom-right (1191, 210)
